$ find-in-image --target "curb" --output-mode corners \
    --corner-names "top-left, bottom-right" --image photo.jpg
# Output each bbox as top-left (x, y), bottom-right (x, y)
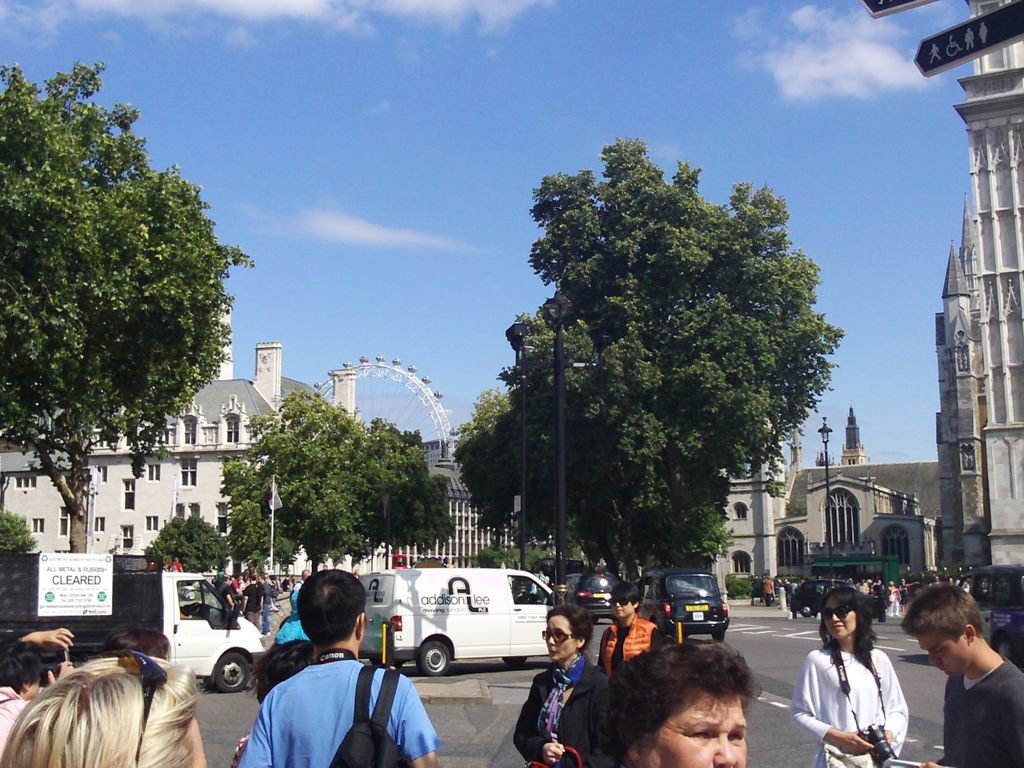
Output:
top-left (414, 678), bottom-right (492, 705)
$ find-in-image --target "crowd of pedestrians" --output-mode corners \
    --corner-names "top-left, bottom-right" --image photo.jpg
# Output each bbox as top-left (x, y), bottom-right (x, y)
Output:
top-left (2, 573), bottom-right (1022, 768)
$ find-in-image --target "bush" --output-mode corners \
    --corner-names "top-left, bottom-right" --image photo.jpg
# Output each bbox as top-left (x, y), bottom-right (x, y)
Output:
top-left (725, 574), bottom-right (752, 600)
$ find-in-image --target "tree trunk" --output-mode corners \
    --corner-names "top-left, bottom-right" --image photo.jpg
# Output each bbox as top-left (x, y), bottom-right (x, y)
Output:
top-left (34, 437), bottom-right (89, 552)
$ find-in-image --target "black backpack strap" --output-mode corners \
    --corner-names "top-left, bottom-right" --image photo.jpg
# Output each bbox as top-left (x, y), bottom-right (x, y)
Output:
top-left (354, 664), bottom-right (376, 724)
top-left (369, 667), bottom-right (401, 730)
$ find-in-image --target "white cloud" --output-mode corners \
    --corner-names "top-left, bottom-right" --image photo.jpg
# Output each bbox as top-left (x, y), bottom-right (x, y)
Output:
top-left (299, 208), bottom-right (464, 251)
top-left (56, 0), bottom-right (550, 32)
top-left (224, 25), bottom-right (257, 47)
top-left (732, 4), bottom-right (929, 102)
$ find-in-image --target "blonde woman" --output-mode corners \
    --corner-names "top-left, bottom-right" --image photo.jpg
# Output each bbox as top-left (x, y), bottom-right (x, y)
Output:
top-left (1, 652), bottom-right (207, 768)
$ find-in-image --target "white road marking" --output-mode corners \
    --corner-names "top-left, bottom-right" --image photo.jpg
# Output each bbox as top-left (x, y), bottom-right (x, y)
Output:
top-left (874, 644), bottom-right (906, 652)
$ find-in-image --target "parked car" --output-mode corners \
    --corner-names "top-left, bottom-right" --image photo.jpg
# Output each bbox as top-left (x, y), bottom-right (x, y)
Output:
top-left (637, 568), bottom-right (729, 642)
top-left (571, 572), bottom-right (620, 620)
top-left (958, 565), bottom-right (1024, 667)
top-left (791, 579), bottom-right (851, 618)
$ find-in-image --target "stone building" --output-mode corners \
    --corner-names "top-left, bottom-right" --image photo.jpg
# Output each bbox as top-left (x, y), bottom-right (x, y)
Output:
top-left (720, 408), bottom-right (940, 583)
top-left (0, 339), bottom-right (498, 571)
top-left (935, 6), bottom-right (1024, 565)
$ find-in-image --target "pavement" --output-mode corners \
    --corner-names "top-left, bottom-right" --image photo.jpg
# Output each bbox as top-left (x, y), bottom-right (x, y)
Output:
top-left (258, 593), bottom-right (792, 706)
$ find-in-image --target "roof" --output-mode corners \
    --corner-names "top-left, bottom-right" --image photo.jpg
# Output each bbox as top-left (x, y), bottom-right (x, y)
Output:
top-left (789, 461), bottom-right (941, 516)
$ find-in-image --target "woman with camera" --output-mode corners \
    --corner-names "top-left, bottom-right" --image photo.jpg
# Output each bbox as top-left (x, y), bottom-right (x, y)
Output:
top-left (791, 584), bottom-right (909, 768)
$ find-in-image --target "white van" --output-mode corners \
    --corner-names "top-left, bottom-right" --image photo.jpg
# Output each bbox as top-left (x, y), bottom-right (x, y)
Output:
top-left (1, 554), bottom-right (265, 694)
top-left (359, 568), bottom-right (552, 676)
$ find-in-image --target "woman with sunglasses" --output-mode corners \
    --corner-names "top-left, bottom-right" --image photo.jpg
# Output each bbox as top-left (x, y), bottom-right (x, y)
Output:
top-left (791, 584), bottom-right (909, 768)
top-left (2, 653), bottom-right (207, 768)
top-left (514, 604), bottom-right (613, 768)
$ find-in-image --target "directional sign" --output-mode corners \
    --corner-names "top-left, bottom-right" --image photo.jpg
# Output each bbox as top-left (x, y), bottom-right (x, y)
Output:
top-left (916, 1), bottom-right (1024, 77)
top-left (860, 0), bottom-right (941, 19)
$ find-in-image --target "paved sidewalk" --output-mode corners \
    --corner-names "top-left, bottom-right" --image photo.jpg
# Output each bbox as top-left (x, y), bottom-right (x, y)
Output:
top-left (727, 600), bottom-right (798, 619)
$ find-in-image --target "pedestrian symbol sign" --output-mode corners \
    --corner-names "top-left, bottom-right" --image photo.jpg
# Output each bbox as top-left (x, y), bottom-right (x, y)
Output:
top-left (915, 1), bottom-right (1024, 77)
top-left (859, 0), bottom-right (940, 19)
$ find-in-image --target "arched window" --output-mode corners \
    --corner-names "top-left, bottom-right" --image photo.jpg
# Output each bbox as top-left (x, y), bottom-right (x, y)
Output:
top-left (731, 551), bottom-right (751, 574)
top-left (882, 525), bottom-right (910, 566)
top-left (777, 527), bottom-right (805, 567)
top-left (733, 502), bottom-right (748, 521)
top-left (825, 489), bottom-right (860, 546)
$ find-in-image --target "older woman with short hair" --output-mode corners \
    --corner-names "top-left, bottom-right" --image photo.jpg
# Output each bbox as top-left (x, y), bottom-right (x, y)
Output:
top-left (604, 642), bottom-right (756, 768)
top-left (2, 653), bottom-right (207, 768)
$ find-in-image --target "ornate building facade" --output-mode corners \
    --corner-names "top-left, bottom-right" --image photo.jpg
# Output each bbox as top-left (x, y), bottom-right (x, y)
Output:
top-left (935, 5), bottom-right (1024, 565)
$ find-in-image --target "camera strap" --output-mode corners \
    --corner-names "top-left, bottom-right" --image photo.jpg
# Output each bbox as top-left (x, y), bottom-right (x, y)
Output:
top-left (831, 649), bottom-right (886, 732)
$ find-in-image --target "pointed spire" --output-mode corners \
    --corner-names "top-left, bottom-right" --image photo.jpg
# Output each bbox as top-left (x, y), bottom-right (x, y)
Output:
top-left (943, 242), bottom-right (970, 298)
top-left (961, 195), bottom-right (977, 260)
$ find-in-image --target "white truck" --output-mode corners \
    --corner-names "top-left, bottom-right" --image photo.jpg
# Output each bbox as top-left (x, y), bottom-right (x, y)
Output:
top-left (359, 567), bottom-right (552, 676)
top-left (0, 553), bottom-right (264, 693)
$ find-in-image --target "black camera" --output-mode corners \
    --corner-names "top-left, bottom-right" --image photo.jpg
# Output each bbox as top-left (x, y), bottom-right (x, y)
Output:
top-left (858, 724), bottom-right (896, 766)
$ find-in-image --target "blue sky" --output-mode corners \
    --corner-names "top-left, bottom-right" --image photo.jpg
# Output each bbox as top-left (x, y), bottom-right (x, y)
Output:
top-left (1, 0), bottom-right (981, 465)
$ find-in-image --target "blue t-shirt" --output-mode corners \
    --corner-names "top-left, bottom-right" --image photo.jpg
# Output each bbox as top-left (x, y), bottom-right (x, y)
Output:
top-left (238, 660), bottom-right (442, 768)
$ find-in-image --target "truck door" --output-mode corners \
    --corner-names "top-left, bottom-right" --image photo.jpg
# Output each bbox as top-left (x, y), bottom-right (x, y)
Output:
top-left (171, 578), bottom-right (231, 675)
top-left (507, 574), bottom-right (551, 655)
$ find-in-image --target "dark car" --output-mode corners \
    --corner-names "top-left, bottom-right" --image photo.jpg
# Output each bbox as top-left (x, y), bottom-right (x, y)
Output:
top-left (958, 565), bottom-right (1024, 667)
top-left (571, 572), bottom-right (620, 620)
top-left (637, 568), bottom-right (729, 642)
top-left (792, 579), bottom-right (851, 618)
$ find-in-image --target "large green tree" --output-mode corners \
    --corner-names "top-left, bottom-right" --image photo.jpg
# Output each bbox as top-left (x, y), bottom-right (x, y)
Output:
top-left (0, 507), bottom-right (36, 553)
top-left (0, 63), bottom-right (249, 552)
top-left (222, 391), bottom-right (451, 570)
top-left (145, 516), bottom-right (229, 572)
top-left (457, 139), bottom-right (842, 578)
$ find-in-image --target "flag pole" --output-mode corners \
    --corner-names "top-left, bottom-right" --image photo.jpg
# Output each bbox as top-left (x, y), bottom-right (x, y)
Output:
top-left (269, 475), bottom-right (276, 576)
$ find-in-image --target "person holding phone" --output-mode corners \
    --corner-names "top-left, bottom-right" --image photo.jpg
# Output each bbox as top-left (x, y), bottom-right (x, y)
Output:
top-left (0, 640), bottom-right (73, 753)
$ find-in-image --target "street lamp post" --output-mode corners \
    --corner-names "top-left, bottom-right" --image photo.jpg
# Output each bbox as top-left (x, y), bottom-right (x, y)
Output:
top-left (543, 292), bottom-right (571, 602)
top-left (505, 322), bottom-right (531, 572)
top-left (818, 418), bottom-right (835, 581)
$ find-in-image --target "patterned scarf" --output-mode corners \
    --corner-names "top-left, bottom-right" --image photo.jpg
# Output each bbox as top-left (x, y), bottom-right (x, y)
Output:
top-left (538, 654), bottom-right (586, 739)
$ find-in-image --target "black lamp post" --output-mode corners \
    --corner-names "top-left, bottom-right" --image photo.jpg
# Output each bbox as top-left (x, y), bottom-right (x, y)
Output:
top-left (543, 292), bottom-right (571, 602)
top-left (818, 418), bottom-right (834, 581)
top-left (505, 321), bottom-right (531, 572)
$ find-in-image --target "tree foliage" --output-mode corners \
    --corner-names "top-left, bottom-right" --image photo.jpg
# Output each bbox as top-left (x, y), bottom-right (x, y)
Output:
top-left (0, 508), bottom-right (36, 553)
top-left (0, 63), bottom-right (250, 552)
top-left (457, 139), bottom-right (842, 578)
top-left (145, 516), bottom-right (229, 572)
top-left (222, 391), bottom-right (452, 570)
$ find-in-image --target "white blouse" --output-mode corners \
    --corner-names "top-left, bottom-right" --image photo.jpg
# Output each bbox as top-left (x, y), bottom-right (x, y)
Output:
top-left (791, 647), bottom-right (910, 768)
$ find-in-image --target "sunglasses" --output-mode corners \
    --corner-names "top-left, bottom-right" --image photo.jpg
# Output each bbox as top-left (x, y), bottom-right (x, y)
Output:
top-left (611, 598), bottom-right (634, 606)
top-left (541, 629), bottom-right (574, 644)
top-left (821, 604), bottom-right (855, 621)
top-left (116, 651), bottom-right (168, 765)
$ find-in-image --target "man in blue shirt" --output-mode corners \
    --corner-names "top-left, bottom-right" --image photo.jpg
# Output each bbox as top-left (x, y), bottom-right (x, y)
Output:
top-left (239, 569), bottom-right (442, 768)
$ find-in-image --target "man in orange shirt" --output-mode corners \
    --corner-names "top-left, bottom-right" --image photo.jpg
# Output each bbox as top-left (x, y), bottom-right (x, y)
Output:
top-left (598, 582), bottom-right (662, 675)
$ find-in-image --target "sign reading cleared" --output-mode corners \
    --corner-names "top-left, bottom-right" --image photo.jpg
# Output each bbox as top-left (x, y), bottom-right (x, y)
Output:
top-left (37, 553), bottom-right (114, 616)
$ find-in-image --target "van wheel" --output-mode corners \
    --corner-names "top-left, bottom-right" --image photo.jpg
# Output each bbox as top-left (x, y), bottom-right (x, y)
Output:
top-left (213, 651), bottom-right (250, 693)
top-left (502, 656), bottom-right (528, 669)
top-left (417, 640), bottom-right (451, 677)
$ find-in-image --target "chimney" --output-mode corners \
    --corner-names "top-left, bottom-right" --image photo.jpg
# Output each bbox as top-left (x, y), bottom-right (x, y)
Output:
top-left (219, 309), bottom-right (234, 380)
top-left (253, 342), bottom-right (283, 406)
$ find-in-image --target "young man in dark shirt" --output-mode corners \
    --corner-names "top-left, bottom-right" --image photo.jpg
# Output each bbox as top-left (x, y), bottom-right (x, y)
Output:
top-left (242, 574), bottom-right (266, 632)
top-left (902, 582), bottom-right (1024, 768)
